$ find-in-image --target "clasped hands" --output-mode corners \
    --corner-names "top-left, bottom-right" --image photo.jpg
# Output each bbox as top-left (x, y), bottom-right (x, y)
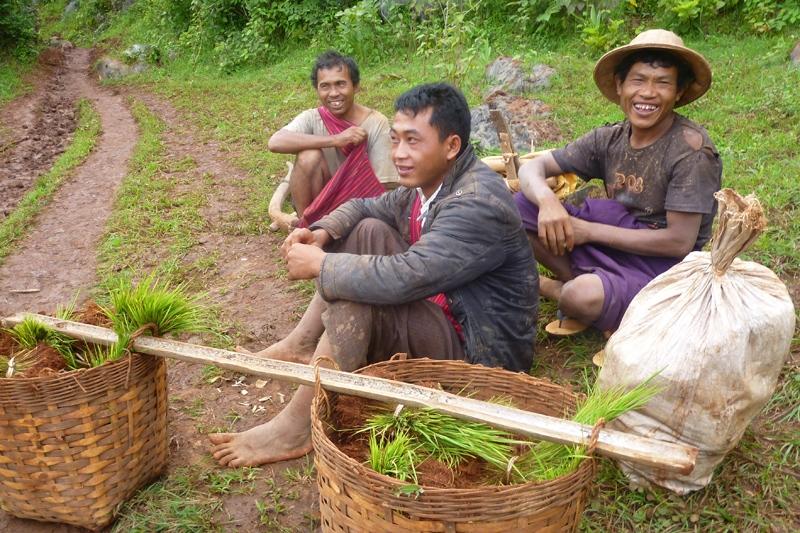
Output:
top-left (281, 228), bottom-right (331, 280)
top-left (537, 200), bottom-right (592, 256)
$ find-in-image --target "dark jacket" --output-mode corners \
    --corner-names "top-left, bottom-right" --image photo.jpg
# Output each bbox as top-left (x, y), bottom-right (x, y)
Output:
top-left (311, 146), bottom-right (539, 372)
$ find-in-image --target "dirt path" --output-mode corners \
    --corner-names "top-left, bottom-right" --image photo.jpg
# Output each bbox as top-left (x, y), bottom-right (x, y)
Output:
top-left (126, 91), bottom-right (317, 531)
top-left (0, 47), bottom-right (138, 316)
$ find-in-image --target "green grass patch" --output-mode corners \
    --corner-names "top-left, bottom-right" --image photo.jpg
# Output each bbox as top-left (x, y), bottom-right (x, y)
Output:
top-left (0, 56), bottom-right (33, 106)
top-left (96, 99), bottom-right (207, 283)
top-left (0, 98), bottom-right (100, 266)
top-left (111, 463), bottom-right (258, 532)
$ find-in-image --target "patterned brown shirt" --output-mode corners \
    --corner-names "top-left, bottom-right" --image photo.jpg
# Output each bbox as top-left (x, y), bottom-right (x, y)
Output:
top-left (552, 114), bottom-right (722, 248)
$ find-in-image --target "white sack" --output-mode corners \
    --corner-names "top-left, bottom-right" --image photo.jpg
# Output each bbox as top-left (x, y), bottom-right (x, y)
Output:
top-left (597, 189), bottom-right (796, 494)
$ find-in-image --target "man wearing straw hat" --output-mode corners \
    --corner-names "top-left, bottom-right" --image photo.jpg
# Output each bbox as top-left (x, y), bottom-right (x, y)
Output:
top-left (515, 29), bottom-right (722, 336)
top-left (210, 83), bottom-right (538, 467)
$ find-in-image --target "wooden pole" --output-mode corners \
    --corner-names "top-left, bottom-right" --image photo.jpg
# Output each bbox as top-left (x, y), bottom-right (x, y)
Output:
top-left (488, 109), bottom-right (520, 181)
top-left (2, 313), bottom-right (697, 474)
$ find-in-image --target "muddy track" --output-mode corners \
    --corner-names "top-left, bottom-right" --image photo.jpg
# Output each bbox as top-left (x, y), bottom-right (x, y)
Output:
top-left (0, 48), bottom-right (138, 316)
top-left (0, 48), bottom-right (77, 218)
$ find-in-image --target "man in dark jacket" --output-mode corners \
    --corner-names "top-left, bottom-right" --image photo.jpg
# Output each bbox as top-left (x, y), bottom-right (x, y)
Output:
top-left (210, 83), bottom-right (538, 467)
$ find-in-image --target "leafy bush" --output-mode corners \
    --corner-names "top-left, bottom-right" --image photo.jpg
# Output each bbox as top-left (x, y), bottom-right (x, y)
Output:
top-left (0, 0), bottom-right (37, 58)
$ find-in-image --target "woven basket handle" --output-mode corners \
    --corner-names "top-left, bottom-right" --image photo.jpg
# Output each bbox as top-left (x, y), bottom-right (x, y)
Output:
top-left (313, 356), bottom-right (341, 419)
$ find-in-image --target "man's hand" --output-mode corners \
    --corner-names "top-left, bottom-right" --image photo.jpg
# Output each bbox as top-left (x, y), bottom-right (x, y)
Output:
top-left (281, 228), bottom-right (331, 259)
top-left (569, 216), bottom-right (593, 247)
top-left (333, 126), bottom-right (367, 148)
top-left (286, 243), bottom-right (326, 280)
top-left (538, 198), bottom-right (574, 255)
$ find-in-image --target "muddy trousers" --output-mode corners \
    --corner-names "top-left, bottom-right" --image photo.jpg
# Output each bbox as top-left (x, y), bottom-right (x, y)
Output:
top-left (321, 218), bottom-right (466, 367)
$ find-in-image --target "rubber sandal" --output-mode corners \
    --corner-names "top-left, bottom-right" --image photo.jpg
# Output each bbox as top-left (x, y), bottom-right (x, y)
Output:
top-left (592, 349), bottom-right (605, 367)
top-left (545, 311), bottom-right (589, 336)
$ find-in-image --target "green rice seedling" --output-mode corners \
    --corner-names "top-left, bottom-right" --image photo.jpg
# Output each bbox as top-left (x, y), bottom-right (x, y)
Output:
top-left (363, 406), bottom-right (523, 474)
top-left (74, 334), bottom-right (130, 369)
top-left (6, 317), bottom-right (50, 349)
top-left (368, 429), bottom-right (420, 483)
top-left (0, 349), bottom-right (40, 377)
top-left (54, 294), bottom-right (79, 321)
top-left (103, 274), bottom-right (208, 338)
top-left (6, 316), bottom-right (78, 368)
top-left (512, 375), bottom-right (662, 483)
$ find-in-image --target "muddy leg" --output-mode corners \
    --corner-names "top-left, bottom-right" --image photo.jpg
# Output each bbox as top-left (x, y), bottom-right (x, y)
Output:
top-left (240, 292), bottom-right (325, 363)
top-left (290, 149), bottom-right (330, 217)
top-left (210, 328), bottom-right (365, 467)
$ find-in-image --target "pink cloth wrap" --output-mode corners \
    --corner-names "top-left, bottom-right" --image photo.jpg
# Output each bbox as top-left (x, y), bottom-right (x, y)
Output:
top-left (298, 106), bottom-right (385, 227)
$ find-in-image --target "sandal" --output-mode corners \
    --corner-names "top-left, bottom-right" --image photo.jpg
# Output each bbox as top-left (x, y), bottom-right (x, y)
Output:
top-left (544, 310), bottom-right (589, 336)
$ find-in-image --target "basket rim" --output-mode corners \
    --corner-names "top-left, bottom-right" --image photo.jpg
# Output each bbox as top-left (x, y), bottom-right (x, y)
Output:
top-left (0, 350), bottom-right (145, 385)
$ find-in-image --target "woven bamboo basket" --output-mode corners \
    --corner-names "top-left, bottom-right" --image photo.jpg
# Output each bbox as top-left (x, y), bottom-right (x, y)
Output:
top-left (311, 358), bottom-right (596, 533)
top-left (0, 352), bottom-right (168, 529)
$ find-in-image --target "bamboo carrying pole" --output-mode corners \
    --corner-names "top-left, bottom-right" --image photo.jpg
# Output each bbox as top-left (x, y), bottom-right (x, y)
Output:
top-left (2, 313), bottom-right (697, 475)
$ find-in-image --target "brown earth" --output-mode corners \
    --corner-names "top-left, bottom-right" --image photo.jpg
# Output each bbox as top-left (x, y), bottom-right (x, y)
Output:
top-left (0, 49), bottom-right (77, 218)
top-left (0, 47), bottom-right (137, 314)
top-left (0, 47), bottom-right (314, 532)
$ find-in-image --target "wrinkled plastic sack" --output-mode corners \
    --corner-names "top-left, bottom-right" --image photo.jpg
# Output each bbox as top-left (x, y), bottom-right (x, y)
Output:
top-left (597, 189), bottom-right (795, 494)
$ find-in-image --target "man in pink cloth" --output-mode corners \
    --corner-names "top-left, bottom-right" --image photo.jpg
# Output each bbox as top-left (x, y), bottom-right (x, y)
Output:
top-left (268, 51), bottom-right (398, 227)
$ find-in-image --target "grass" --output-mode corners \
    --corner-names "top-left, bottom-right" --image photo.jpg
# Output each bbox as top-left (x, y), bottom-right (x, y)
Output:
top-left (0, 99), bottom-right (101, 266)
top-left (0, 56), bottom-right (33, 107)
top-left (110, 464), bottom-right (255, 532)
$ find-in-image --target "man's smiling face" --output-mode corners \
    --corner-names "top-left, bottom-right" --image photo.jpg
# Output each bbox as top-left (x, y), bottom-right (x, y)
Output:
top-left (315, 66), bottom-right (356, 118)
top-left (616, 61), bottom-right (684, 136)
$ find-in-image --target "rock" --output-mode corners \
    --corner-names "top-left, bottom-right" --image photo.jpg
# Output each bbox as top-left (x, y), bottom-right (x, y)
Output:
top-left (122, 44), bottom-right (159, 65)
top-left (470, 90), bottom-right (562, 151)
top-left (49, 37), bottom-right (74, 50)
top-left (95, 57), bottom-right (132, 80)
top-left (791, 41), bottom-right (800, 66)
top-left (530, 63), bottom-right (556, 89)
top-left (63, 0), bottom-right (79, 16)
top-left (485, 57), bottom-right (556, 94)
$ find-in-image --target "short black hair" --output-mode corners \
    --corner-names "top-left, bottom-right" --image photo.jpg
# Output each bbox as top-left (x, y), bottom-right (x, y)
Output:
top-left (394, 83), bottom-right (471, 156)
top-left (614, 50), bottom-right (695, 91)
top-left (310, 50), bottom-right (360, 88)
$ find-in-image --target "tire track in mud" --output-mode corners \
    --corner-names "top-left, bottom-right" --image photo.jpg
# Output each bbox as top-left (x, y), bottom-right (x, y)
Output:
top-left (0, 48), bottom-right (138, 317)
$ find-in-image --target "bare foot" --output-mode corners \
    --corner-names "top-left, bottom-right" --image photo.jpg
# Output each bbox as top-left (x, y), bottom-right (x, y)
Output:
top-left (209, 414), bottom-right (313, 467)
top-left (539, 275), bottom-right (564, 301)
top-left (234, 338), bottom-right (314, 364)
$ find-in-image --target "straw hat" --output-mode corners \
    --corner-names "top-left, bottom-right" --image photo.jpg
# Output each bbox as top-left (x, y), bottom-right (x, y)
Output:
top-left (593, 29), bottom-right (712, 107)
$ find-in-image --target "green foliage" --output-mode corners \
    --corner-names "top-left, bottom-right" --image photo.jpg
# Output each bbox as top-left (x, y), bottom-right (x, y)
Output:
top-left (514, 374), bottom-right (661, 482)
top-left (368, 429), bottom-right (421, 482)
top-left (740, 0), bottom-right (800, 33)
top-left (0, 0), bottom-right (37, 58)
top-left (579, 4), bottom-right (626, 52)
